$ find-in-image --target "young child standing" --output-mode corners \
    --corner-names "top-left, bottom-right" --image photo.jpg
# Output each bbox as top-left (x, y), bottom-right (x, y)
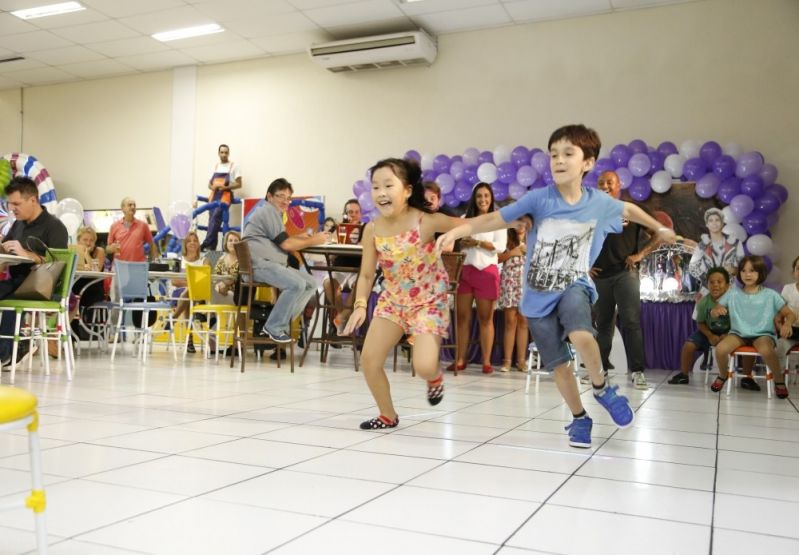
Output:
top-left (668, 266), bottom-right (731, 384)
top-left (497, 227), bottom-right (529, 372)
top-left (710, 255), bottom-right (796, 398)
top-left (343, 158), bottom-right (461, 430)
top-left (437, 124), bottom-right (676, 448)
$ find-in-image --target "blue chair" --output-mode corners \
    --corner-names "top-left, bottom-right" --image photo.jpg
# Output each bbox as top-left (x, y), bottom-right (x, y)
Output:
top-left (110, 262), bottom-right (176, 362)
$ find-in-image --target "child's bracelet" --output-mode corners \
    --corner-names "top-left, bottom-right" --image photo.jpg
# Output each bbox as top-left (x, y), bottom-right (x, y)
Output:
top-left (353, 299), bottom-right (368, 310)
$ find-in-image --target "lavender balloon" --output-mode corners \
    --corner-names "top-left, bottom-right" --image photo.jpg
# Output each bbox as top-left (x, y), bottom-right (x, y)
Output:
top-left (509, 182), bottom-right (528, 200)
top-left (170, 214), bottom-right (191, 240)
top-left (462, 148), bottom-right (480, 167)
top-left (435, 173), bottom-right (455, 195)
top-left (628, 153), bottom-right (651, 177)
top-left (449, 160), bottom-right (465, 181)
top-left (729, 194), bottom-right (755, 220)
top-left (531, 151), bottom-right (549, 174)
top-left (358, 191), bottom-right (374, 212)
top-left (404, 150), bottom-right (421, 162)
top-left (735, 152), bottom-right (764, 178)
top-left (759, 163), bottom-right (778, 185)
top-left (516, 165), bottom-right (538, 187)
top-left (542, 167), bottom-right (555, 186)
top-left (616, 167), bottom-right (634, 190)
top-left (695, 173), bottom-right (721, 199)
top-left (433, 154), bottom-right (451, 174)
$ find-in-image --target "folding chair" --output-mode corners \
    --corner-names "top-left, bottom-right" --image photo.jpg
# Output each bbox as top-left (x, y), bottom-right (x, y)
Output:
top-left (725, 346), bottom-right (773, 398)
top-left (185, 264), bottom-right (244, 361)
top-left (784, 343), bottom-right (799, 385)
top-left (110, 262), bottom-right (176, 362)
top-left (0, 248), bottom-right (77, 384)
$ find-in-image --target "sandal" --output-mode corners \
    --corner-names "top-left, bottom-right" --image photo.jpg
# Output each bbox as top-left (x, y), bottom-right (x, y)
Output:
top-left (775, 382), bottom-right (790, 399)
top-left (446, 362), bottom-right (466, 372)
top-left (499, 360), bottom-right (511, 373)
top-left (710, 376), bottom-right (727, 392)
top-left (359, 415), bottom-right (399, 430)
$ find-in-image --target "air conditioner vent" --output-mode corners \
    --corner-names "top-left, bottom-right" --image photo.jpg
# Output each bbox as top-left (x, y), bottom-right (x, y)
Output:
top-left (309, 30), bottom-right (436, 72)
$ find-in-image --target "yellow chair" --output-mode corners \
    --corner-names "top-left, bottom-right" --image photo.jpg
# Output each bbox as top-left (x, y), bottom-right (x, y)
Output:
top-left (185, 265), bottom-right (244, 361)
top-left (0, 386), bottom-right (47, 554)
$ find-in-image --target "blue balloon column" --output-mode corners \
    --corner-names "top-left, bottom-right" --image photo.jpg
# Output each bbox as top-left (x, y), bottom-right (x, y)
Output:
top-left (354, 139), bottom-right (788, 270)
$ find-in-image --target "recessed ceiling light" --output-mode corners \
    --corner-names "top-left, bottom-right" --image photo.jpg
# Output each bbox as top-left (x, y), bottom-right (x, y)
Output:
top-left (152, 23), bottom-right (224, 42)
top-left (11, 1), bottom-right (85, 20)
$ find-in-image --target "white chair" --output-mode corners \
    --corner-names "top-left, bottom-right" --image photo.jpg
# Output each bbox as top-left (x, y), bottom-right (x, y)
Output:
top-left (525, 342), bottom-right (579, 393)
top-left (725, 346), bottom-right (772, 398)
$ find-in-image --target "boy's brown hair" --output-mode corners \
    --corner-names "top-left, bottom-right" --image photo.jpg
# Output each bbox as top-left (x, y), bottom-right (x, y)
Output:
top-left (547, 124), bottom-right (601, 163)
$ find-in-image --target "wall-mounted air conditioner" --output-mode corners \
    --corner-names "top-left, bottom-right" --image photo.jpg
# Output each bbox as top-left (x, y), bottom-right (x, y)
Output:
top-left (308, 30), bottom-right (437, 73)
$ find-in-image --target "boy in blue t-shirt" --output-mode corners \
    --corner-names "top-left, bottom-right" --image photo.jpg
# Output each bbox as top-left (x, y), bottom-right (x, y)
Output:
top-left (436, 124), bottom-right (676, 448)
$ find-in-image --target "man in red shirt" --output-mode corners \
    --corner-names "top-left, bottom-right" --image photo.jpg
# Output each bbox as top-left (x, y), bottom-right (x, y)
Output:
top-left (106, 197), bottom-right (158, 262)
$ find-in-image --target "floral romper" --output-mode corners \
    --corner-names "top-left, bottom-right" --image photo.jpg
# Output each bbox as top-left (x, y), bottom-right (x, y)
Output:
top-left (498, 255), bottom-right (524, 309)
top-left (373, 219), bottom-right (450, 337)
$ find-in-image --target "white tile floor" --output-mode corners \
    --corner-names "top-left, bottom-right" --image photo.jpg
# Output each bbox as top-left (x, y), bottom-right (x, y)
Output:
top-left (2, 346), bottom-right (799, 555)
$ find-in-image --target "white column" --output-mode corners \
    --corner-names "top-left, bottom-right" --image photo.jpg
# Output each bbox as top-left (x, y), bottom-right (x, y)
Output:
top-left (169, 66), bottom-right (197, 208)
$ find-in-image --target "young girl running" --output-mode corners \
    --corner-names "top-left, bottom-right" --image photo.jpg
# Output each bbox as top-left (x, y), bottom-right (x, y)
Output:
top-left (497, 227), bottom-right (529, 372)
top-left (710, 255), bottom-right (796, 398)
top-left (342, 158), bottom-right (462, 430)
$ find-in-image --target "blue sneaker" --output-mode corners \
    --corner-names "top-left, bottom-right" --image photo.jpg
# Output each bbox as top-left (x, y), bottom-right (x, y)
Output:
top-left (594, 384), bottom-right (634, 428)
top-left (565, 416), bottom-right (592, 448)
top-left (262, 326), bottom-right (292, 344)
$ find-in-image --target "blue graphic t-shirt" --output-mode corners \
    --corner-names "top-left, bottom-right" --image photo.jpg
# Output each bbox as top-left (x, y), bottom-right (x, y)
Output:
top-left (499, 186), bottom-right (624, 318)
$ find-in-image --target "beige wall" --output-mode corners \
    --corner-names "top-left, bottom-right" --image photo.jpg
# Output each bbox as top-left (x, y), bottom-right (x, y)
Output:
top-left (0, 90), bottom-right (22, 154)
top-left (4, 0), bottom-right (798, 275)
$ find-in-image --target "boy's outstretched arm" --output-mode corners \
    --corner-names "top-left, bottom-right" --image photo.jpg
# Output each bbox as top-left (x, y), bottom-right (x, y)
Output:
top-left (623, 202), bottom-right (677, 245)
top-left (435, 211), bottom-right (525, 253)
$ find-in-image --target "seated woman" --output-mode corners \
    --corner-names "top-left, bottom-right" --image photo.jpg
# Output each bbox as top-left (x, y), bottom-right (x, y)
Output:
top-left (170, 231), bottom-right (208, 352)
top-left (212, 230), bottom-right (240, 304)
top-left (69, 226), bottom-right (107, 343)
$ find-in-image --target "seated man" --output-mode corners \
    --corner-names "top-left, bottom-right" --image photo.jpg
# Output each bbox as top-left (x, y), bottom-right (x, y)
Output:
top-left (0, 177), bottom-right (69, 366)
top-left (243, 178), bottom-right (330, 342)
top-left (324, 199), bottom-right (362, 331)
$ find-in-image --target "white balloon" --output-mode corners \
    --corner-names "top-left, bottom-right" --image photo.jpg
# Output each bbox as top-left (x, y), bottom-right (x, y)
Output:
top-left (168, 200), bottom-right (192, 218)
top-left (650, 170), bottom-right (673, 194)
top-left (664, 154), bottom-right (686, 178)
top-left (61, 213), bottom-right (81, 236)
top-left (56, 197), bottom-right (83, 218)
top-left (723, 223), bottom-right (748, 243)
top-left (420, 153), bottom-right (434, 171)
top-left (723, 142), bottom-right (743, 160)
top-left (493, 145), bottom-right (511, 165)
top-left (746, 234), bottom-right (773, 256)
top-left (679, 139), bottom-right (700, 159)
top-left (721, 206), bottom-right (739, 225)
top-left (477, 162), bottom-right (498, 184)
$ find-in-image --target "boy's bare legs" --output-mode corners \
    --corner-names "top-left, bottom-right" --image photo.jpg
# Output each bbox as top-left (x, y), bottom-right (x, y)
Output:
top-left (554, 361), bottom-right (584, 415)
top-left (360, 318), bottom-right (405, 420)
top-left (569, 329), bottom-right (604, 386)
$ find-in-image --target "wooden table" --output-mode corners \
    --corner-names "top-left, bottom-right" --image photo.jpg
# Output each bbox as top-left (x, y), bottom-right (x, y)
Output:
top-left (300, 244), bottom-right (363, 368)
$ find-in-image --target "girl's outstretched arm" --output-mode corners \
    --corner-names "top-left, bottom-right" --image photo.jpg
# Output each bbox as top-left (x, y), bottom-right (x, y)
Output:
top-left (343, 222), bottom-right (378, 335)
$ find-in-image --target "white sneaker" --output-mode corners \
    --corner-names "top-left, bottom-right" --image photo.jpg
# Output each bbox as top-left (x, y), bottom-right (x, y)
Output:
top-left (579, 374), bottom-right (592, 385)
top-left (631, 371), bottom-right (649, 390)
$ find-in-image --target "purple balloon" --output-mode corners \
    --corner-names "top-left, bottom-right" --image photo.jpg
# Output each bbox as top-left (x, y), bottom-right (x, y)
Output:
top-left (628, 177), bottom-right (652, 202)
top-left (422, 169), bottom-right (436, 182)
top-left (712, 155), bottom-right (736, 180)
top-left (478, 151), bottom-right (494, 165)
top-left (353, 179), bottom-right (369, 196)
top-left (742, 210), bottom-right (769, 236)
top-left (449, 160), bottom-right (465, 181)
top-left (610, 144), bottom-right (632, 168)
top-left (464, 167), bottom-right (480, 186)
top-left (516, 165), bottom-right (538, 187)
top-left (595, 158), bottom-right (615, 174)
top-left (454, 181), bottom-right (471, 202)
top-left (493, 182), bottom-right (509, 201)
top-left (497, 162), bottom-right (516, 184)
top-left (582, 170), bottom-right (599, 189)
top-left (699, 141), bottom-right (722, 164)
top-left (444, 192), bottom-right (460, 208)
top-left (716, 177), bottom-right (742, 204)
top-left (647, 151), bottom-right (665, 174)
top-left (657, 141), bottom-right (679, 157)
top-left (740, 175), bottom-right (764, 199)
top-left (616, 167), bottom-right (634, 190)
top-left (170, 214), bottom-right (191, 239)
top-left (531, 151), bottom-right (549, 175)
top-left (729, 194), bottom-right (755, 220)
top-left (755, 192), bottom-right (781, 215)
top-left (628, 139), bottom-right (648, 154)
top-left (628, 152), bottom-right (651, 177)
top-left (759, 163), bottom-right (778, 186)
top-left (531, 178), bottom-right (547, 190)
top-left (510, 146), bottom-right (531, 168)
top-left (404, 149), bottom-right (421, 162)
top-left (451, 155), bottom-right (463, 163)
top-left (766, 212), bottom-right (779, 228)
top-left (765, 184), bottom-right (788, 204)
top-left (695, 173), bottom-right (721, 199)
top-left (358, 191), bottom-right (374, 212)
top-left (735, 151), bottom-right (764, 178)
top-left (683, 158), bottom-right (707, 181)
top-left (542, 167), bottom-right (555, 186)
top-left (433, 154), bottom-right (451, 174)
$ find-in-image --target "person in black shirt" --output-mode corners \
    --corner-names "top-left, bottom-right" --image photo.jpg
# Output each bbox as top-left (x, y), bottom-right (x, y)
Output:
top-left (590, 171), bottom-right (659, 390)
top-left (0, 177), bottom-right (69, 366)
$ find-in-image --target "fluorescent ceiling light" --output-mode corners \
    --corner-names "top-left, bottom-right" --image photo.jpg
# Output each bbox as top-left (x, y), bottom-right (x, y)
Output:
top-left (152, 23), bottom-right (224, 42)
top-left (11, 1), bottom-right (85, 20)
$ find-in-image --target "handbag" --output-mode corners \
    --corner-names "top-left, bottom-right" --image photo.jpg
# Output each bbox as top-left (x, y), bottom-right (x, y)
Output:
top-left (12, 238), bottom-right (65, 301)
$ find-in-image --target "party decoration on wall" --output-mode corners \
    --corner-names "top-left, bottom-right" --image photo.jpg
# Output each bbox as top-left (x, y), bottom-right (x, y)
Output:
top-left (55, 198), bottom-right (84, 238)
top-left (0, 153), bottom-right (58, 212)
top-left (167, 200), bottom-right (192, 240)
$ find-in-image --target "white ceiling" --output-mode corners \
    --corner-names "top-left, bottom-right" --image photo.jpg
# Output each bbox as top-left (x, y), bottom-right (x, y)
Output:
top-left (0, 0), bottom-right (700, 90)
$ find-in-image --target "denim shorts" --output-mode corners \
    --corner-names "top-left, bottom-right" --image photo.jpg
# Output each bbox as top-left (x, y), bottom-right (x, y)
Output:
top-left (527, 284), bottom-right (596, 371)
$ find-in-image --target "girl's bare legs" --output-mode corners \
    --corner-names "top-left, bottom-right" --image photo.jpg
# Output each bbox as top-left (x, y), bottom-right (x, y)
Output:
top-left (753, 335), bottom-right (786, 383)
top-left (454, 293), bottom-right (473, 367)
top-left (476, 298), bottom-right (496, 368)
top-left (515, 314), bottom-right (529, 369)
top-left (715, 334), bottom-right (745, 379)
top-left (360, 317), bottom-right (405, 419)
top-left (502, 308), bottom-right (518, 370)
top-left (411, 333), bottom-right (443, 381)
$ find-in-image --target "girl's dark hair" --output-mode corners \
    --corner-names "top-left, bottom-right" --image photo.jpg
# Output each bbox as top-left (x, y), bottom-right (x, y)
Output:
top-left (737, 255), bottom-right (768, 286)
top-left (706, 266), bottom-right (730, 284)
top-left (793, 255), bottom-right (799, 271)
top-left (369, 158), bottom-right (430, 213)
top-left (465, 183), bottom-right (495, 218)
top-left (506, 227), bottom-right (520, 250)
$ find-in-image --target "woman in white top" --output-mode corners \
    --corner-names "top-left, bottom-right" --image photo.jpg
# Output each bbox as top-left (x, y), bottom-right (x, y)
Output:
top-left (778, 255), bottom-right (799, 370)
top-left (448, 183), bottom-right (507, 374)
